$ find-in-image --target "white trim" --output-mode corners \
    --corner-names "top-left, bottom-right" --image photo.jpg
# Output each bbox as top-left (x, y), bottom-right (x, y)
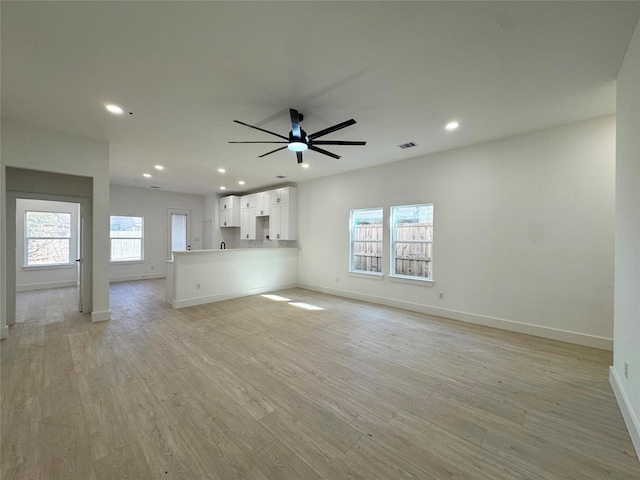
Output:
top-left (348, 271), bottom-right (383, 280)
top-left (388, 274), bottom-right (434, 286)
top-left (91, 310), bottom-right (111, 322)
top-left (172, 282), bottom-right (298, 309)
top-left (298, 282), bottom-right (613, 350)
top-left (16, 280), bottom-right (77, 292)
top-left (610, 367), bottom-right (640, 460)
top-left (109, 273), bottom-right (166, 283)
top-left (0, 325), bottom-right (8, 340)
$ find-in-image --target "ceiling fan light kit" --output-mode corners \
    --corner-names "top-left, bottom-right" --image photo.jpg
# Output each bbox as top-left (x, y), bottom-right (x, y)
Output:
top-left (230, 108), bottom-right (366, 164)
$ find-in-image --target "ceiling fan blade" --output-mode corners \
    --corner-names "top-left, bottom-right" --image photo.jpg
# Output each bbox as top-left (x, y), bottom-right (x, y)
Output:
top-left (233, 120), bottom-right (289, 140)
top-left (309, 140), bottom-right (366, 146)
top-left (309, 145), bottom-right (341, 159)
top-left (258, 146), bottom-right (288, 158)
top-left (308, 119), bottom-right (356, 140)
top-left (229, 141), bottom-right (289, 144)
top-left (290, 109), bottom-right (302, 139)
top-left (296, 151), bottom-right (303, 164)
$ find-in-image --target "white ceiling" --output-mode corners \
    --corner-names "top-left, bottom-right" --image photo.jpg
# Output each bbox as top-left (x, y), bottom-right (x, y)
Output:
top-left (2, 1), bottom-right (639, 196)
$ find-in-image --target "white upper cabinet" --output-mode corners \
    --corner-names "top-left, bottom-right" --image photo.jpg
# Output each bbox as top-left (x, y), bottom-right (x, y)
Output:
top-left (219, 195), bottom-right (240, 227)
top-left (255, 191), bottom-right (270, 217)
top-left (270, 187), bottom-right (297, 205)
top-left (241, 194), bottom-right (256, 210)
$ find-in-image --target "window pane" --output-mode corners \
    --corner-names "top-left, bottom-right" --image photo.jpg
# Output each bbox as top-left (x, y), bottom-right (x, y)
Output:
top-left (391, 204), bottom-right (433, 279)
top-left (393, 242), bottom-right (432, 277)
top-left (111, 239), bottom-right (142, 261)
top-left (26, 211), bottom-right (71, 238)
top-left (27, 238), bottom-right (70, 265)
top-left (110, 216), bottom-right (143, 238)
top-left (350, 208), bottom-right (383, 273)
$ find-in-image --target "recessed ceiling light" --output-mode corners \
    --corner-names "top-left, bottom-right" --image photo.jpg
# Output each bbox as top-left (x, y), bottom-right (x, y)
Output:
top-left (106, 104), bottom-right (124, 115)
top-left (154, 165), bottom-right (164, 170)
top-left (445, 121), bottom-right (461, 131)
top-left (301, 163), bottom-right (310, 169)
top-left (238, 180), bottom-right (245, 185)
top-left (220, 186), bottom-right (226, 190)
top-left (143, 173), bottom-right (151, 178)
top-left (218, 168), bottom-right (226, 173)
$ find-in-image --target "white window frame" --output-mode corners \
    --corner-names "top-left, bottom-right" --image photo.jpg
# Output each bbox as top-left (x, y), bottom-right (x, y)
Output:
top-left (349, 208), bottom-right (384, 276)
top-left (110, 215), bottom-right (144, 263)
top-left (390, 203), bottom-right (433, 282)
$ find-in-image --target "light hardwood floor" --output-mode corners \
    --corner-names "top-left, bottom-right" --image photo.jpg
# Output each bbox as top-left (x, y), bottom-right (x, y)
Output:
top-left (1, 280), bottom-right (639, 479)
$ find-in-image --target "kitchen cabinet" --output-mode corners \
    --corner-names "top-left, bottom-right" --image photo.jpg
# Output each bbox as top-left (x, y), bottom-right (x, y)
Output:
top-left (255, 191), bottom-right (270, 217)
top-left (270, 186), bottom-right (297, 205)
top-left (269, 202), bottom-right (297, 240)
top-left (240, 208), bottom-right (257, 239)
top-left (219, 195), bottom-right (240, 227)
top-left (241, 194), bottom-right (256, 209)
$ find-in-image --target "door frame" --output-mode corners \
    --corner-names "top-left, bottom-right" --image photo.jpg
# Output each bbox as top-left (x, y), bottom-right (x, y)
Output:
top-left (7, 191), bottom-right (92, 323)
top-left (166, 207), bottom-right (191, 260)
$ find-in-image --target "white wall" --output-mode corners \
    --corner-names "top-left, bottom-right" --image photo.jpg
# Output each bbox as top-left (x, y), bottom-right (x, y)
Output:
top-left (1, 119), bottom-right (110, 323)
top-left (16, 199), bottom-right (79, 291)
top-left (612, 17), bottom-right (640, 459)
top-left (109, 184), bottom-right (205, 282)
top-left (298, 116), bottom-right (615, 349)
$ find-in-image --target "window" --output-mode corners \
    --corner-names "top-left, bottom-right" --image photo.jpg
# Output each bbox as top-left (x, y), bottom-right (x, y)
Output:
top-left (110, 216), bottom-right (143, 262)
top-left (391, 204), bottom-right (433, 280)
top-left (25, 211), bottom-right (72, 266)
top-left (350, 208), bottom-right (383, 274)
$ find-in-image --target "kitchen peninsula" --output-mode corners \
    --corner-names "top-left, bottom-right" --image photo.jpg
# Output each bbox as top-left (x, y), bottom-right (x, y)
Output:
top-left (166, 247), bottom-right (298, 308)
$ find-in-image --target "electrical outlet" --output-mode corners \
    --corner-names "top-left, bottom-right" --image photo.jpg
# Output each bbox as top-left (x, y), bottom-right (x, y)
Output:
top-left (624, 362), bottom-right (629, 380)
top-left (439, 292), bottom-right (444, 300)
top-left (196, 283), bottom-right (201, 290)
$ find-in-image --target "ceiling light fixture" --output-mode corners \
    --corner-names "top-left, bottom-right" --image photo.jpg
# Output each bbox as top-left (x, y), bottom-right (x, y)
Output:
top-left (238, 180), bottom-right (245, 185)
top-left (218, 168), bottom-right (226, 173)
top-left (143, 173), bottom-right (151, 178)
top-left (445, 121), bottom-right (461, 131)
top-left (301, 163), bottom-right (310, 169)
top-left (220, 186), bottom-right (226, 190)
top-left (287, 142), bottom-right (308, 152)
top-left (154, 165), bottom-right (164, 170)
top-left (106, 104), bottom-right (124, 115)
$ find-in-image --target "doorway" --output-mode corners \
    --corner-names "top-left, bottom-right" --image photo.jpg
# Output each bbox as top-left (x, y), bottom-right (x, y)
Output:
top-left (167, 208), bottom-right (191, 260)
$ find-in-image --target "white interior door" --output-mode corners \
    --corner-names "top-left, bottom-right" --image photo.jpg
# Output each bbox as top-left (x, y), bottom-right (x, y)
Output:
top-left (167, 208), bottom-right (191, 260)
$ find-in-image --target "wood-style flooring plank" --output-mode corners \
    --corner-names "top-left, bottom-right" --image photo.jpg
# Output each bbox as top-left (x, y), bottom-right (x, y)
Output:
top-left (0, 281), bottom-right (638, 480)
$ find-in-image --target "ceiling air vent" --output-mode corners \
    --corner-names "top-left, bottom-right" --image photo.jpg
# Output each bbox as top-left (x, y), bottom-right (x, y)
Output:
top-left (275, 175), bottom-right (287, 179)
top-left (398, 142), bottom-right (418, 149)
top-left (150, 185), bottom-right (161, 189)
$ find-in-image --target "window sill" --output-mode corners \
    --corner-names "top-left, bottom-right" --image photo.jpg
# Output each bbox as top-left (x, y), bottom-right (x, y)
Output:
top-left (349, 271), bottom-right (383, 280)
top-left (389, 274), bottom-right (434, 286)
top-left (23, 264), bottom-right (74, 270)
top-left (110, 260), bottom-right (145, 265)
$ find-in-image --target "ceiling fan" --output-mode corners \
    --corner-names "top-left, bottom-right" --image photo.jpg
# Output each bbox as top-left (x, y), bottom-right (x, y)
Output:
top-left (229, 108), bottom-right (366, 164)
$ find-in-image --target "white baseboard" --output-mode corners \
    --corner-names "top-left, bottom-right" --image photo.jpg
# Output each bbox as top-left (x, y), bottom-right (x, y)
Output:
top-left (298, 283), bottom-right (613, 350)
top-left (91, 310), bottom-right (111, 322)
top-left (610, 366), bottom-right (640, 460)
top-left (16, 280), bottom-right (77, 292)
top-left (0, 325), bottom-right (8, 340)
top-left (173, 282), bottom-right (299, 309)
top-left (109, 273), bottom-right (166, 283)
